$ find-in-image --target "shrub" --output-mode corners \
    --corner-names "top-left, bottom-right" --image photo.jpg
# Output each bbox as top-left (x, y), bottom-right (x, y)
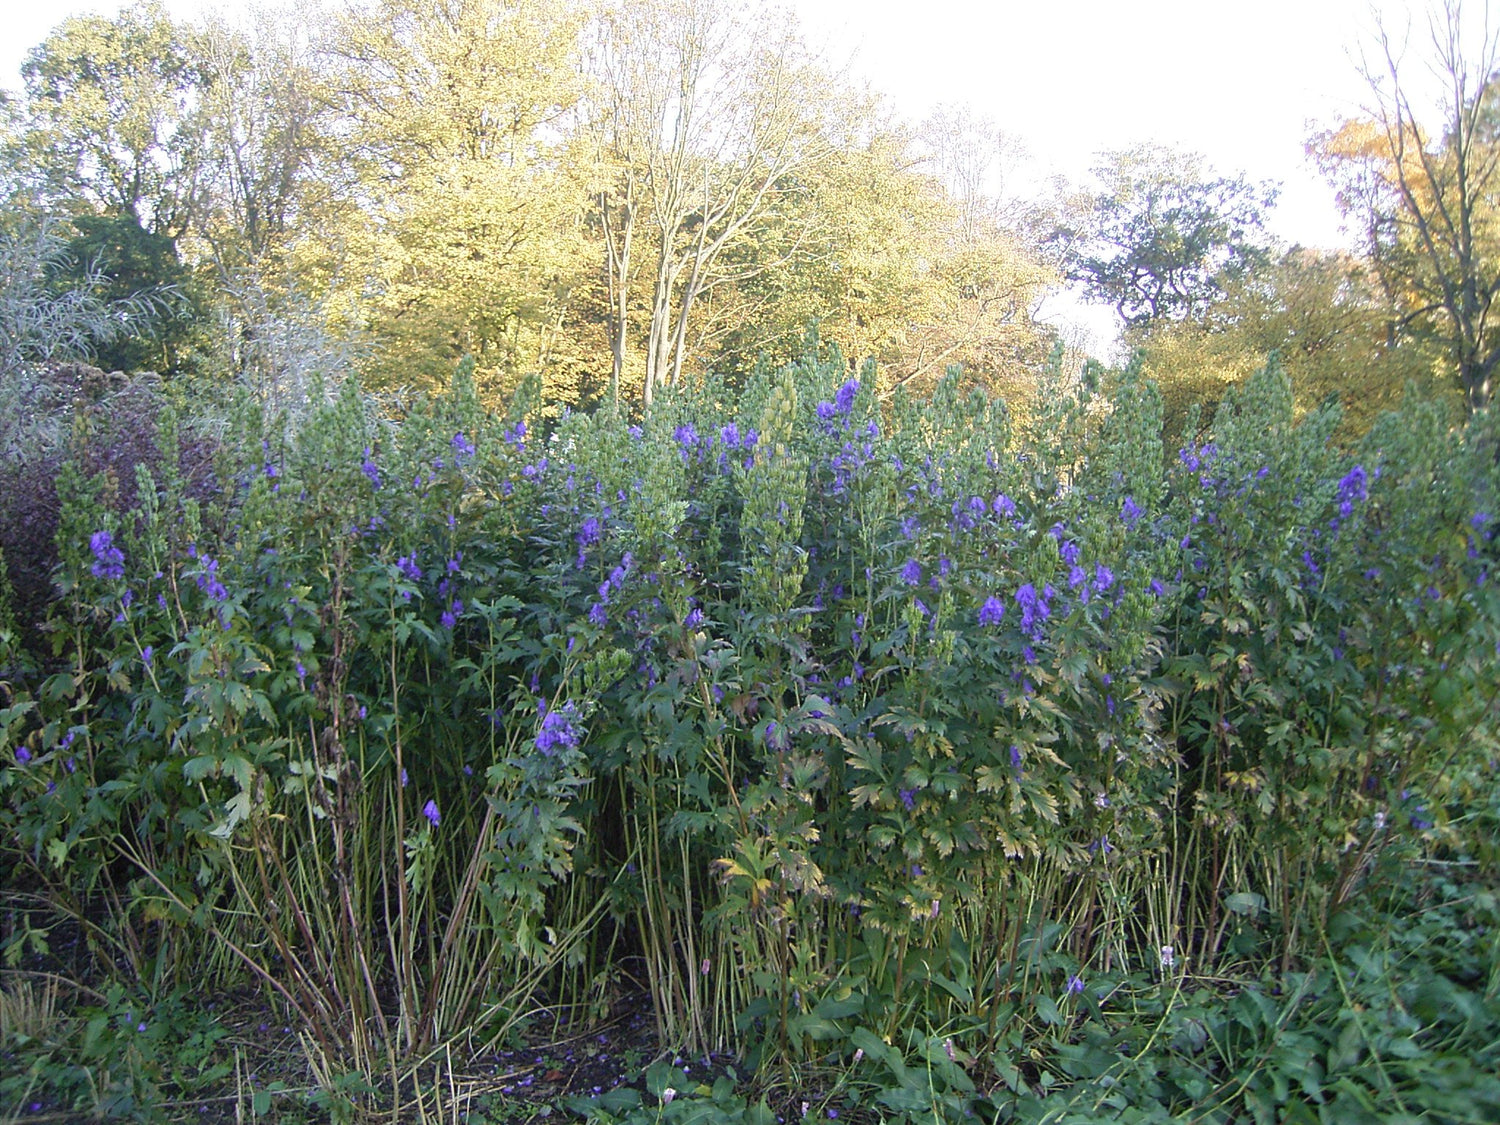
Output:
top-left (0, 342), bottom-right (1494, 1118)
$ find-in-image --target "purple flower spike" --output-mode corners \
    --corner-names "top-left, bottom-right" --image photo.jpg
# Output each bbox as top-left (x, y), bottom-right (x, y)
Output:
top-left (978, 596), bottom-right (1005, 626)
top-left (423, 799), bottom-right (440, 827)
top-left (89, 530), bottom-right (125, 581)
top-left (536, 702), bottom-right (582, 755)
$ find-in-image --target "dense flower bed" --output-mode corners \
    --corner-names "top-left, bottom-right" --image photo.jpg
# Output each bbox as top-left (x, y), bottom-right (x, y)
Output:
top-left (2, 348), bottom-right (1497, 1114)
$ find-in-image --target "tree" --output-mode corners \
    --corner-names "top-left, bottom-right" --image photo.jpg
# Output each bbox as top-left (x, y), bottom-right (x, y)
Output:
top-left (584, 0), bottom-right (833, 406)
top-left (1054, 144), bottom-right (1277, 327)
top-left (52, 212), bottom-right (200, 373)
top-left (324, 0), bottom-right (591, 396)
top-left (1321, 0), bottom-right (1500, 414)
top-left (896, 107), bottom-right (1055, 398)
top-left (919, 105), bottom-right (1035, 244)
top-left (0, 213), bottom-right (167, 381)
top-left (194, 13), bottom-right (328, 276)
top-left (1135, 247), bottom-right (1447, 445)
top-left (18, 2), bottom-right (211, 239)
top-left (635, 98), bottom-right (1056, 404)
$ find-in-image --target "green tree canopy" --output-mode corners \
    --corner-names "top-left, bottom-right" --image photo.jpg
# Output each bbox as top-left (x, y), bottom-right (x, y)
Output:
top-left (1055, 144), bottom-right (1277, 327)
top-left (18, 1), bottom-right (211, 239)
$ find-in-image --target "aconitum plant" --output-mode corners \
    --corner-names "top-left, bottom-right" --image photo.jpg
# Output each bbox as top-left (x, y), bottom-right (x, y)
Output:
top-left (7, 346), bottom-right (1493, 1092)
top-left (89, 530), bottom-right (124, 581)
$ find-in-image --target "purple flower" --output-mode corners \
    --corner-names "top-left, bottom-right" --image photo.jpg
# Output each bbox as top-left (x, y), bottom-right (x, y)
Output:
top-left (1336, 465), bottom-right (1368, 519)
top-left (1015, 583), bottom-right (1050, 638)
top-left (536, 702), bottom-right (582, 755)
top-left (720, 423), bottom-right (741, 448)
top-left (89, 530), bottom-right (125, 581)
top-left (452, 431), bottom-right (475, 459)
top-left (1092, 564), bottom-right (1114, 595)
top-left (901, 558), bottom-right (923, 586)
top-left (195, 557), bottom-right (228, 601)
top-left (1121, 496), bottom-right (1143, 525)
top-left (899, 788), bottom-right (916, 810)
top-left (673, 423), bottom-right (698, 449)
top-left (978, 596), bottom-right (1005, 626)
top-left (588, 601), bottom-right (608, 628)
top-left (835, 378), bottom-right (859, 414)
top-left (993, 494), bottom-right (1016, 518)
top-left (141, 645), bottom-right (153, 667)
top-left (1066, 975), bottom-right (1085, 995)
top-left (423, 799), bottom-right (440, 827)
top-left (14, 746), bottom-right (31, 764)
top-left (397, 555), bottom-right (422, 583)
top-left (361, 450), bottom-right (382, 489)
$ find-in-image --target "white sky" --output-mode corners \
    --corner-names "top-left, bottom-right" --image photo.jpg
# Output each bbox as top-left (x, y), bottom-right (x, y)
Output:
top-left (0, 0), bottom-right (1447, 353)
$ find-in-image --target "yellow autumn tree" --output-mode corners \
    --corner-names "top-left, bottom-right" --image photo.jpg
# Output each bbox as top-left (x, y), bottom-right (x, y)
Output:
top-left (323, 0), bottom-right (593, 400)
top-left (1136, 247), bottom-right (1448, 446)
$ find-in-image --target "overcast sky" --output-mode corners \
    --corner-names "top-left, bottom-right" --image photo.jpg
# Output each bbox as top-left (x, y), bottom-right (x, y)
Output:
top-left (0, 0), bottom-right (1444, 351)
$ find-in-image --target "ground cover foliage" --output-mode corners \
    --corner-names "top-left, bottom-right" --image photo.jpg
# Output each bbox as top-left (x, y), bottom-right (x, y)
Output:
top-left (1, 343), bottom-right (1499, 1122)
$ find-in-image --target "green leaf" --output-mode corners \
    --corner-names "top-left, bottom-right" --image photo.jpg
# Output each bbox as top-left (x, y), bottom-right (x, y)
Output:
top-left (1226, 891), bottom-right (1267, 917)
top-left (1035, 994), bottom-right (1063, 1025)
